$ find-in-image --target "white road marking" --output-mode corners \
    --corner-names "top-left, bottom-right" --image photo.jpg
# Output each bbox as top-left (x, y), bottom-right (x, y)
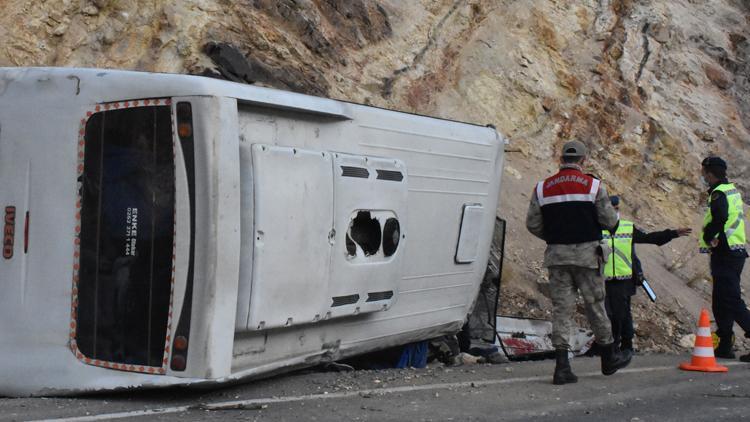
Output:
top-left (31, 406), bottom-right (194, 422)
top-left (30, 362), bottom-right (746, 422)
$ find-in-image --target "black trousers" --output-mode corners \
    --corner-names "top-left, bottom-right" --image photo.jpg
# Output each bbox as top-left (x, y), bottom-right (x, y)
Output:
top-left (605, 279), bottom-right (635, 345)
top-left (711, 255), bottom-right (750, 340)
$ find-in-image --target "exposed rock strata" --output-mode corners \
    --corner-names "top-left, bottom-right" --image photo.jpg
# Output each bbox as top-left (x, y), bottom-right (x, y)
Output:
top-left (2, 0), bottom-right (749, 352)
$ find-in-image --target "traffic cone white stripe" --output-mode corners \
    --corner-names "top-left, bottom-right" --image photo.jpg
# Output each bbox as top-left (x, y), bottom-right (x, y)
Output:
top-left (679, 308), bottom-right (728, 373)
top-left (692, 347), bottom-right (715, 358)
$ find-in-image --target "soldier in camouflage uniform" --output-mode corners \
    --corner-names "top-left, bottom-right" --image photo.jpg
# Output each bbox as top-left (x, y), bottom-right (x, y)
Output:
top-left (526, 140), bottom-right (632, 385)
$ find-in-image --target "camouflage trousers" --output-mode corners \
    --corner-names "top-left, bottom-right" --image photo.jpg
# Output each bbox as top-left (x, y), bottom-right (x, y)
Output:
top-left (548, 265), bottom-right (613, 350)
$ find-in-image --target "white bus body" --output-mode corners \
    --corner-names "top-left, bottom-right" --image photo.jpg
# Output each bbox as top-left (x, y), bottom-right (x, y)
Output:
top-left (0, 68), bottom-right (505, 396)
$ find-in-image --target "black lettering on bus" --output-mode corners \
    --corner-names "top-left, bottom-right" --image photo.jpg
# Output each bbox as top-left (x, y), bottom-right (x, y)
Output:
top-left (3, 206), bottom-right (15, 259)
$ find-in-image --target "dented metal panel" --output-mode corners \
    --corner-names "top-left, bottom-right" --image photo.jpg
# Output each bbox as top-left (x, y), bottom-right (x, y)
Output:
top-left (495, 316), bottom-right (594, 357)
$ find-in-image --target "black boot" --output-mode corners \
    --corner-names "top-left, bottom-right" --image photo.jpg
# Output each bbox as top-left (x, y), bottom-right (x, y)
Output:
top-left (601, 342), bottom-right (632, 376)
top-left (715, 337), bottom-right (735, 359)
top-left (553, 349), bottom-right (578, 385)
top-left (620, 337), bottom-right (635, 358)
top-left (620, 337), bottom-right (633, 352)
top-left (583, 342), bottom-right (602, 357)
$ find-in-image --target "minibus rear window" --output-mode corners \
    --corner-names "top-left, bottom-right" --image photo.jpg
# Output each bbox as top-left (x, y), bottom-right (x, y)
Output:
top-left (76, 105), bottom-right (174, 367)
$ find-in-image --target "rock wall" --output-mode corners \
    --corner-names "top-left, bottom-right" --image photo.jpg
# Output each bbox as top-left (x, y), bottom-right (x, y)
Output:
top-left (2, 0), bottom-right (749, 351)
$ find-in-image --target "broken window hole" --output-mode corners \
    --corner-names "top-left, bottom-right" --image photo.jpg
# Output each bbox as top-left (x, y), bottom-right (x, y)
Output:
top-left (345, 233), bottom-right (357, 256)
top-left (382, 218), bottom-right (400, 257)
top-left (347, 211), bottom-right (381, 257)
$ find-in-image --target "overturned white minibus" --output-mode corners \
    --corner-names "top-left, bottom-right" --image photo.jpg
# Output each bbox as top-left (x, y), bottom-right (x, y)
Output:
top-left (0, 67), bottom-right (505, 396)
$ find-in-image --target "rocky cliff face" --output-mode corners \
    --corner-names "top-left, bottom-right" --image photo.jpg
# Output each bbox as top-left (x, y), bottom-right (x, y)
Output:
top-left (3, 0), bottom-right (749, 352)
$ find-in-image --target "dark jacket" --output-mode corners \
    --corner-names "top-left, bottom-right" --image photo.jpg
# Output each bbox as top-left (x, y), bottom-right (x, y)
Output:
top-left (536, 168), bottom-right (604, 244)
top-left (634, 226), bottom-right (680, 247)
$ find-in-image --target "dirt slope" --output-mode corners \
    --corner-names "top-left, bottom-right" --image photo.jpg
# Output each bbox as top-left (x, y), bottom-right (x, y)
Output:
top-left (2, 0), bottom-right (749, 352)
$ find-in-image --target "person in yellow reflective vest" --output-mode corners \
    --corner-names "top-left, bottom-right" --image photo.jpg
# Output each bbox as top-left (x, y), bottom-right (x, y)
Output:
top-left (700, 156), bottom-right (750, 361)
top-left (603, 196), bottom-right (691, 356)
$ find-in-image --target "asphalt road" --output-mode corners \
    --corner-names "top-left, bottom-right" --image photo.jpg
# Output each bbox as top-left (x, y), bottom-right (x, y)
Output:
top-left (2, 354), bottom-right (749, 421)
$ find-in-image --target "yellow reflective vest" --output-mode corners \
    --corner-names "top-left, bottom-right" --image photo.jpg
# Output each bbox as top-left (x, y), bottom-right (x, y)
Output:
top-left (699, 183), bottom-right (747, 253)
top-left (602, 220), bottom-right (634, 281)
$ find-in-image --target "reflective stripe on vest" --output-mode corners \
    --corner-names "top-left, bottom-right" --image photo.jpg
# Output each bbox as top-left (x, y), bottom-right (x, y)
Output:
top-left (536, 175), bottom-right (600, 206)
top-left (602, 220), bottom-right (634, 280)
top-left (699, 183), bottom-right (747, 253)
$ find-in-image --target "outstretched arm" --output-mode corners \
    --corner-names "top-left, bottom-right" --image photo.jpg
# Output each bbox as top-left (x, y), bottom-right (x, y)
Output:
top-left (633, 226), bottom-right (691, 245)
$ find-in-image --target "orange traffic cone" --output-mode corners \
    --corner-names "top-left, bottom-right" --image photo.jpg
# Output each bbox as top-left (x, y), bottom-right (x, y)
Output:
top-left (679, 308), bottom-right (728, 373)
